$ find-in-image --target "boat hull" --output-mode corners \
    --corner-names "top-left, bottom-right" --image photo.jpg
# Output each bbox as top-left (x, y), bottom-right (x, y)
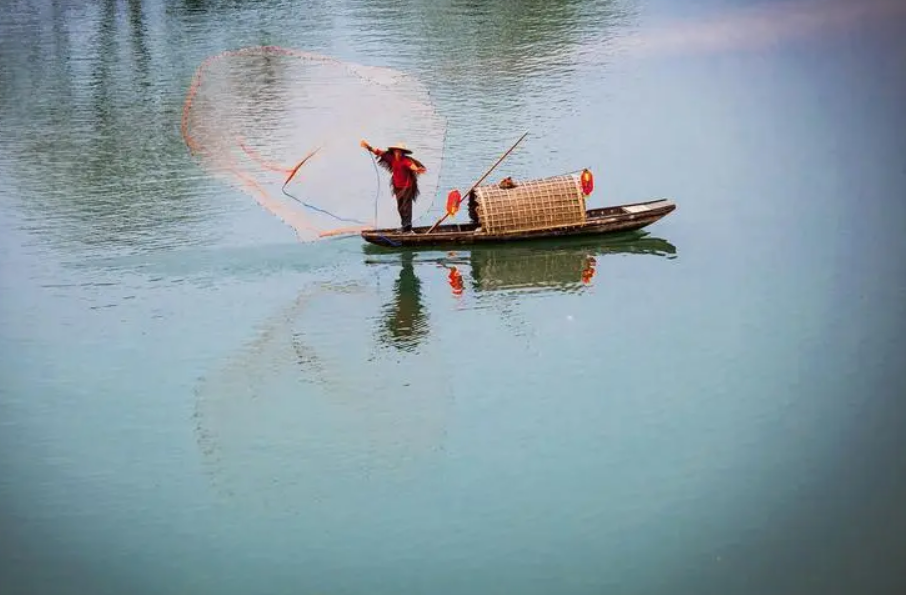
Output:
top-left (361, 199), bottom-right (676, 247)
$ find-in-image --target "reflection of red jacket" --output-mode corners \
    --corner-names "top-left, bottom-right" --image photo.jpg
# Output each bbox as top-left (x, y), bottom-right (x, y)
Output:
top-left (377, 152), bottom-right (423, 190)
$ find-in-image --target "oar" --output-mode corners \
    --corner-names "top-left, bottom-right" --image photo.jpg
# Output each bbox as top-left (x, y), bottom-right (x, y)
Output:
top-left (425, 131), bottom-right (528, 234)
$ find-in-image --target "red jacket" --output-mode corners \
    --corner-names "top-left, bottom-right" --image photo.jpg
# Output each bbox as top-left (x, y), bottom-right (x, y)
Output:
top-left (377, 152), bottom-right (423, 190)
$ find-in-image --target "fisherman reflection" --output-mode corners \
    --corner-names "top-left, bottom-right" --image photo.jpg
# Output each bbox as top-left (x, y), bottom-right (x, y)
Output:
top-left (379, 251), bottom-right (429, 351)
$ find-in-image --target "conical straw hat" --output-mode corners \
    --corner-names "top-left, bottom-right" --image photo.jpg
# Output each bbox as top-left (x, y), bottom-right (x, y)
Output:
top-left (387, 141), bottom-right (412, 154)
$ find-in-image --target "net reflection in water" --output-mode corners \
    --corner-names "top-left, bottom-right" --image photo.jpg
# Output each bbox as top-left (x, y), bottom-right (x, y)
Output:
top-left (193, 277), bottom-right (454, 511)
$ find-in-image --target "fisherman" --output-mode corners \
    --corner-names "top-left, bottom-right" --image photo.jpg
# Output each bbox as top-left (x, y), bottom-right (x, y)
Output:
top-left (360, 140), bottom-right (427, 233)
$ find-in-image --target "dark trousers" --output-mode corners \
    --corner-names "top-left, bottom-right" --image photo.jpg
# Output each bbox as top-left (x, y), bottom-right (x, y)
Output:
top-left (394, 184), bottom-right (416, 231)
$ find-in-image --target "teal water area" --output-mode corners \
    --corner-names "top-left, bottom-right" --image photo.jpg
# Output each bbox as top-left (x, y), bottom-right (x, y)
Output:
top-left (1, 1), bottom-right (905, 593)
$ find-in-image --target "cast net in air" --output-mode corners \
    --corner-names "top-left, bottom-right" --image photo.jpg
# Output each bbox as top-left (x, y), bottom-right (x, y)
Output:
top-left (182, 46), bottom-right (447, 240)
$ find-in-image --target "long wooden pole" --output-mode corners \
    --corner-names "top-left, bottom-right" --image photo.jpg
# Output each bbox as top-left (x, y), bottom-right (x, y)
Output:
top-left (425, 131), bottom-right (528, 234)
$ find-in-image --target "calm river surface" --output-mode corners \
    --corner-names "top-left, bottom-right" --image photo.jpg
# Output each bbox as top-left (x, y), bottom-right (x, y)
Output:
top-left (1, 1), bottom-right (905, 594)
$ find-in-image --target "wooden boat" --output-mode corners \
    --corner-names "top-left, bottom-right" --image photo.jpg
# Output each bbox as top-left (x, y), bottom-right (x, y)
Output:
top-left (361, 198), bottom-right (676, 247)
top-left (360, 171), bottom-right (676, 248)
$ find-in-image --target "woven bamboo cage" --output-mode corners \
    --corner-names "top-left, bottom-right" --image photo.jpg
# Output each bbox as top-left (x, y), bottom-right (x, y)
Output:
top-left (474, 174), bottom-right (587, 234)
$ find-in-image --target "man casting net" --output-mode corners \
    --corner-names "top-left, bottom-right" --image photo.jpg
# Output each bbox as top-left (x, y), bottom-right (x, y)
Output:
top-left (182, 46), bottom-right (447, 241)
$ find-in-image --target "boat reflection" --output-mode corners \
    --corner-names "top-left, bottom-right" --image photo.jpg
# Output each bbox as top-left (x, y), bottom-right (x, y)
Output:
top-left (364, 230), bottom-right (677, 299)
top-left (364, 231), bottom-right (677, 348)
top-left (463, 232), bottom-right (675, 294)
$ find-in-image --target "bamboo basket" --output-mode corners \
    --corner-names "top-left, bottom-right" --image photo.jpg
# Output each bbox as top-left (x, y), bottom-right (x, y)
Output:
top-left (474, 174), bottom-right (586, 234)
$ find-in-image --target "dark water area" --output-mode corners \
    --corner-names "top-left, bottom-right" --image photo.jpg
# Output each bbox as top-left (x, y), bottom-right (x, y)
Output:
top-left (1, 0), bottom-right (905, 594)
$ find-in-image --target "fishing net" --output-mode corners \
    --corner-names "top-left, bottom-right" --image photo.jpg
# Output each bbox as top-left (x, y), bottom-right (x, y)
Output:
top-left (182, 46), bottom-right (447, 241)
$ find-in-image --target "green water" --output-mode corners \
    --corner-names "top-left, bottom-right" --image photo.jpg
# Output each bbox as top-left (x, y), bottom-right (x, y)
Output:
top-left (2, 1), bottom-right (905, 594)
